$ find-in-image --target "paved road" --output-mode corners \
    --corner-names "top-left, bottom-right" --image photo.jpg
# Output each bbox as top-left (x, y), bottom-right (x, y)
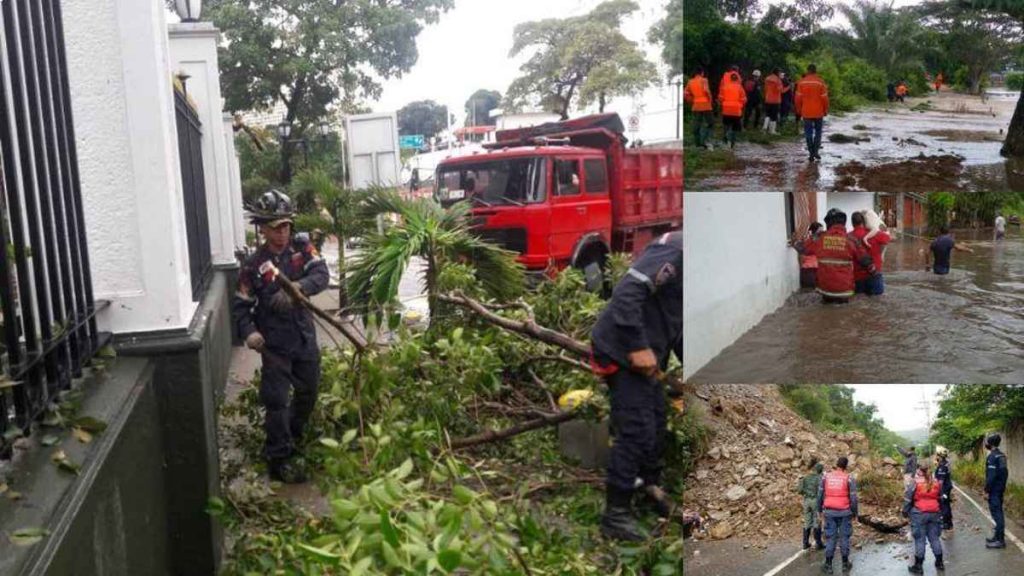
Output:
top-left (685, 487), bottom-right (1024, 576)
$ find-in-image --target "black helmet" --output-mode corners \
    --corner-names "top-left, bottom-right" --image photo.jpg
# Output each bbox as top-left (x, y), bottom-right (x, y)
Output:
top-left (824, 208), bottom-right (847, 227)
top-left (985, 433), bottom-right (1001, 449)
top-left (249, 189), bottom-right (294, 226)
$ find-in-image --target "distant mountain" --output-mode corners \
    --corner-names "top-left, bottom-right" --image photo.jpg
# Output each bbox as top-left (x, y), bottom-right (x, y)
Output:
top-left (894, 427), bottom-right (930, 445)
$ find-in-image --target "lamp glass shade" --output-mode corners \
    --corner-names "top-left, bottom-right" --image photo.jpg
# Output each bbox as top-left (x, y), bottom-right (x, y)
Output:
top-left (318, 121), bottom-right (331, 137)
top-left (174, 0), bottom-right (202, 21)
top-left (277, 121), bottom-right (292, 139)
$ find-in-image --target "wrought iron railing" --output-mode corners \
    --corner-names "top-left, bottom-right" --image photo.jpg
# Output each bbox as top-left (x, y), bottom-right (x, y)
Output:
top-left (174, 81), bottom-right (212, 300)
top-left (0, 0), bottom-right (109, 459)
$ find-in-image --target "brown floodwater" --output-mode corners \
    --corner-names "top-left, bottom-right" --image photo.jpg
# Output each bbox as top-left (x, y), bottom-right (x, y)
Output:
top-left (688, 229), bottom-right (1024, 384)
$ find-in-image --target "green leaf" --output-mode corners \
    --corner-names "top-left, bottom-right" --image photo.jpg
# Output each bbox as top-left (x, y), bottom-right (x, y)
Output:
top-left (331, 498), bottom-right (360, 521)
top-left (97, 345), bottom-right (117, 359)
top-left (452, 485), bottom-right (477, 505)
top-left (437, 549), bottom-right (462, 572)
top-left (296, 542), bottom-right (342, 563)
top-left (9, 527), bottom-right (49, 546)
top-left (56, 458), bottom-right (81, 476)
top-left (2, 427), bottom-right (24, 442)
top-left (391, 458), bottom-right (414, 480)
top-left (319, 437), bottom-right (340, 449)
top-left (341, 428), bottom-right (359, 445)
top-left (380, 511), bottom-right (400, 548)
top-left (349, 556), bottom-right (373, 576)
top-left (72, 416), bottom-right (107, 434)
top-left (381, 540), bottom-right (404, 568)
top-left (40, 434), bottom-right (60, 447)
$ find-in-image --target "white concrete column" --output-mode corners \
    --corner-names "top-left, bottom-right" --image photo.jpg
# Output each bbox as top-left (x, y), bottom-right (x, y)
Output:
top-left (168, 22), bottom-right (236, 267)
top-left (223, 114), bottom-right (246, 249)
top-left (62, 0), bottom-right (195, 334)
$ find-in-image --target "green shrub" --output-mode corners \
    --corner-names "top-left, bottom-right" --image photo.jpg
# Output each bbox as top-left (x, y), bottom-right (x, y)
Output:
top-left (952, 458), bottom-right (1024, 520)
top-left (840, 58), bottom-right (888, 102)
top-left (1007, 72), bottom-right (1024, 91)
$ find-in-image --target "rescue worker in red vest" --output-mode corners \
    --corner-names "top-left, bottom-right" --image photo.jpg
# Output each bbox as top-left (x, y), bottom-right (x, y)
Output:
top-left (903, 464), bottom-right (944, 573)
top-left (792, 209), bottom-right (875, 304)
top-left (817, 457), bottom-right (858, 574)
top-left (798, 222), bottom-right (824, 289)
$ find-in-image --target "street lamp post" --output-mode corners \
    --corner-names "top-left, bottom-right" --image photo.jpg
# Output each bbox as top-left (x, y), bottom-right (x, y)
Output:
top-left (173, 0), bottom-right (203, 22)
top-left (277, 119), bottom-right (335, 183)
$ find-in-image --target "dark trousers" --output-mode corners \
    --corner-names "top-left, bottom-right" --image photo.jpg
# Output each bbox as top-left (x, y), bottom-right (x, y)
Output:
top-left (854, 274), bottom-right (885, 296)
top-left (743, 99), bottom-right (761, 128)
top-left (606, 369), bottom-right (667, 493)
top-left (910, 510), bottom-right (943, 559)
top-left (692, 111), bottom-right (713, 147)
top-left (260, 349), bottom-right (321, 460)
top-left (989, 492), bottom-right (1005, 541)
top-left (940, 497), bottom-right (953, 529)
top-left (804, 119), bottom-right (824, 156)
top-left (823, 513), bottom-right (852, 559)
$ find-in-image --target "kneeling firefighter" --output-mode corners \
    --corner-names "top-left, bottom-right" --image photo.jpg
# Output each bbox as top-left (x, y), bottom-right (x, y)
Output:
top-left (792, 209), bottom-right (875, 304)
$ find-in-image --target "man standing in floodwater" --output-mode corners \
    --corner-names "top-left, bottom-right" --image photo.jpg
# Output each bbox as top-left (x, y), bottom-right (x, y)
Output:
top-left (795, 64), bottom-right (829, 161)
top-left (926, 225), bottom-right (973, 275)
top-left (995, 213), bottom-right (1007, 240)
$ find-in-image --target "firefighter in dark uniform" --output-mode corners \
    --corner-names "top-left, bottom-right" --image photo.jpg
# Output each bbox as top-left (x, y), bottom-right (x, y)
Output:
top-left (984, 433), bottom-right (1009, 549)
top-left (934, 446), bottom-right (954, 530)
top-left (232, 190), bottom-right (329, 483)
top-left (591, 230), bottom-right (682, 541)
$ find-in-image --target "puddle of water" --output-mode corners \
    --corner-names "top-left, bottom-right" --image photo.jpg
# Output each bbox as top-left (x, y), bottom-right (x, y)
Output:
top-left (692, 91), bottom-right (1020, 192)
top-left (689, 231), bottom-right (1024, 384)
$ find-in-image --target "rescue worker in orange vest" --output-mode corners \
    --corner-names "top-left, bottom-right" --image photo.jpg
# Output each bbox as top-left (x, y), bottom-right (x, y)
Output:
top-left (795, 64), bottom-right (830, 162)
top-left (934, 72), bottom-right (944, 92)
top-left (791, 209), bottom-right (875, 304)
top-left (896, 81), bottom-right (909, 103)
top-left (903, 464), bottom-right (944, 573)
top-left (685, 66), bottom-right (714, 149)
top-left (719, 72), bottom-right (747, 149)
top-left (763, 68), bottom-right (787, 134)
top-left (817, 457), bottom-right (858, 574)
top-left (719, 65), bottom-right (741, 99)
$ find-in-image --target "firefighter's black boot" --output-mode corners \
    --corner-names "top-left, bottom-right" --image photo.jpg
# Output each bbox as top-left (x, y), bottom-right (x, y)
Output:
top-left (907, 556), bottom-right (923, 574)
top-left (841, 556), bottom-right (852, 572)
top-left (814, 527), bottom-right (825, 550)
top-left (821, 557), bottom-right (833, 574)
top-left (803, 528), bottom-right (811, 550)
top-left (600, 487), bottom-right (648, 542)
top-left (935, 554), bottom-right (945, 571)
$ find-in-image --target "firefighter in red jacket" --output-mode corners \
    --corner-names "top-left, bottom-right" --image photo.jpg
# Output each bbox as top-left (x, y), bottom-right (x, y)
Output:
top-left (817, 456), bottom-right (858, 574)
top-left (903, 464), bottom-right (945, 573)
top-left (792, 209), bottom-right (875, 303)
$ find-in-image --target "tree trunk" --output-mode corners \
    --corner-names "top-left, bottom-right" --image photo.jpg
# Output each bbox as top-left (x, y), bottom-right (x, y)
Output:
top-left (426, 248), bottom-right (438, 328)
top-left (449, 410), bottom-right (578, 449)
top-left (1001, 85), bottom-right (1024, 157)
top-left (598, 92), bottom-right (607, 113)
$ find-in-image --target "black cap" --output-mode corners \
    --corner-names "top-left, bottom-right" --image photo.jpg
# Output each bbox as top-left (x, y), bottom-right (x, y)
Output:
top-left (986, 433), bottom-right (1001, 448)
top-left (825, 208), bottom-right (847, 227)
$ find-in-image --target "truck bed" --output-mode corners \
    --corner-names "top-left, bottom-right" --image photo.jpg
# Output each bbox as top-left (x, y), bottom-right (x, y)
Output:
top-left (613, 149), bottom-right (683, 231)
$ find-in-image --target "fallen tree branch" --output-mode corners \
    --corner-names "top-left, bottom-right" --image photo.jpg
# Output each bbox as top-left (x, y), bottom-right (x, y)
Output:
top-left (439, 291), bottom-right (685, 396)
top-left (449, 410), bottom-right (579, 450)
top-left (278, 278), bottom-right (368, 352)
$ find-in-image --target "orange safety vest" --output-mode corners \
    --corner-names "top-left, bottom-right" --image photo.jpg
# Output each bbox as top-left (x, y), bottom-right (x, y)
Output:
top-left (719, 81), bottom-right (747, 118)
top-left (795, 73), bottom-right (829, 119)
top-left (913, 476), bottom-right (941, 513)
top-left (764, 74), bottom-right (783, 105)
top-left (685, 75), bottom-right (713, 112)
top-left (896, 84), bottom-right (908, 96)
top-left (823, 470), bottom-right (851, 511)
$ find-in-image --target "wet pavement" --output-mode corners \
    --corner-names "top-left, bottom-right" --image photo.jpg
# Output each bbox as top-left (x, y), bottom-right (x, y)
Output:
top-left (685, 488), bottom-right (1024, 576)
top-left (692, 90), bottom-right (1024, 193)
top-left (688, 230), bottom-right (1024, 384)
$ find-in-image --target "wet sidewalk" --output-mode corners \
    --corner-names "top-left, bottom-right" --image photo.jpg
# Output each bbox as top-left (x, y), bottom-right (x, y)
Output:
top-left (688, 231), bottom-right (1024, 384)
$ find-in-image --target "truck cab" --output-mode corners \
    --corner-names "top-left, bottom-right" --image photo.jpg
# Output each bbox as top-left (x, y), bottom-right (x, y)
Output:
top-left (435, 146), bottom-right (613, 276)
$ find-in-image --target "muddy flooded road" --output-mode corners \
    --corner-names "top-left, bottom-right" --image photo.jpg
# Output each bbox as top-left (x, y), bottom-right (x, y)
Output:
top-left (692, 90), bottom-right (1024, 193)
top-left (688, 230), bottom-right (1024, 384)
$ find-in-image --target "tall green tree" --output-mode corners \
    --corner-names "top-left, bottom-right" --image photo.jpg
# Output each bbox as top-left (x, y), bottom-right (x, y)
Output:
top-left (918, 1), bottom-right (1020, 94)
top-left (464, 89), bottom-right (502, 127)
top-left (838, 1), bottom-right (926, 78)
top-left (397, 100), bottom-right (451, 139)
top-left (505, 0), bottom-right (657, 119)
top-left (648, 0), bottom-right (684, 78)
top-left (205, 0), bottom-right (453, 180)
top-left (932, 385), bottom-right (1024, 456)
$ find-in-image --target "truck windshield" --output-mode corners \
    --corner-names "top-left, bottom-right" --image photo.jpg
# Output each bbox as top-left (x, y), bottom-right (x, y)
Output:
top-left (435, 158), bottom-right (547, 208)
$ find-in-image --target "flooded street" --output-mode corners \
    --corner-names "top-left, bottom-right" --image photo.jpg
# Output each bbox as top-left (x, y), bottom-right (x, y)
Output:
top-left (688, 229), bottom-right (1024, 384)
top-left (692, 90), bottom-right (1024, 193)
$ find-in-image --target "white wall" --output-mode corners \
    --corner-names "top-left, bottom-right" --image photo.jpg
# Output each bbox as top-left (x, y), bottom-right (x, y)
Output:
top-left (683, 192), bottom-right (800, 380)
top-left (827, 192), bottom-right (875, 231)
top-left (63, 0), bottom-right (196, 334)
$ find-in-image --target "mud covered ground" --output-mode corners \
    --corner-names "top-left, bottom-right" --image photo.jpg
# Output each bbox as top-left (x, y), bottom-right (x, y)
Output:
top-left (690, 89), bottom-right (1023, 193)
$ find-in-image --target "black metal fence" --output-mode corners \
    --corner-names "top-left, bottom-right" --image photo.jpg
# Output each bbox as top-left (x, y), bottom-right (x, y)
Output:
top-left (0, 0), bottom-right (109, 458)
top-left (174, 83), bottom-right (212, 300)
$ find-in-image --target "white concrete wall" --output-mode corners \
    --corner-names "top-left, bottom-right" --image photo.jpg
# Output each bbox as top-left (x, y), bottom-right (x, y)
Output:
top-left (169, 23), bottom-right (239, 266)
top-left (683, 192), bottom-right (800, 380)
top-left (827, 192), bottom-right (875, 231)
top-left (223, 115), bottom-right (246, 249)
top-left (63, 0), bottom-right (196, 334)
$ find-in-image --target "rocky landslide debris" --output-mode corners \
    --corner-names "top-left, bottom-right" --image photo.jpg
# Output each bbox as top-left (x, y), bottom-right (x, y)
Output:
top-left (685, 384), bottom-right (908, 548)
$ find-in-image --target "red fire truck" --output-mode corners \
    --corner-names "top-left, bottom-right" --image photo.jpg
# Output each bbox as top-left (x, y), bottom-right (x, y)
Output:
top-left (435, 113), bottom-right (682, 289)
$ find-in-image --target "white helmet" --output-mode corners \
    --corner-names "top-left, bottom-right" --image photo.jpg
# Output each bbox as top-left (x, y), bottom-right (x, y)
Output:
top-left (935, 446), bottom-right (949, 457)
top-left (753, 70), bottom-right (762, 77)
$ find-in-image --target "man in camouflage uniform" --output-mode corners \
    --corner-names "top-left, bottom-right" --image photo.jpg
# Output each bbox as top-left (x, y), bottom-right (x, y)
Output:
top-left (797, 461), bottom-right (826, 550)
top-left (232, 190), bottom-right (329, 483)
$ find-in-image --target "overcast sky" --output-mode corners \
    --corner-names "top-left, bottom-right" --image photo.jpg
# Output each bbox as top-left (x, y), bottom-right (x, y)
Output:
top-left (848, 384), bottom-right (946, 432)
top-left (373, 0), bottom-right (679, 141)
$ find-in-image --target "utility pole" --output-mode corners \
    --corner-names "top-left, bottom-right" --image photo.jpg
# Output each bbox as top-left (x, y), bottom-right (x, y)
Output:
top-left (674, 76), bottom-right (683, 141)
top-left (914, 386), bottom-right (934, 432)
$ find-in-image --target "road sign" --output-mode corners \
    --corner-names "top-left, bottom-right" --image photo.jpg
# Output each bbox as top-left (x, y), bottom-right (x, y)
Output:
top-left (628, 115), bottom-right (640, 132)
top-left (399, 134), bottom-right (425, 149)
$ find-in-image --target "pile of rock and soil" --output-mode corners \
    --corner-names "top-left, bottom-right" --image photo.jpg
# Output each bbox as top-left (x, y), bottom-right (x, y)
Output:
top-left (833, 153), bottom-right (964, 193)
top-left (684, 384), bottom-right (908, 549)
